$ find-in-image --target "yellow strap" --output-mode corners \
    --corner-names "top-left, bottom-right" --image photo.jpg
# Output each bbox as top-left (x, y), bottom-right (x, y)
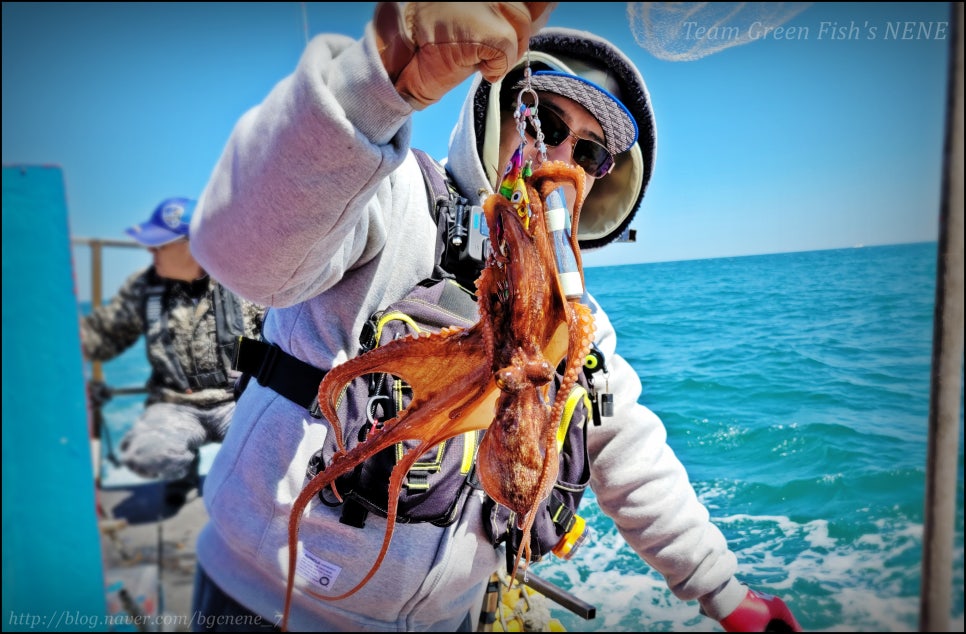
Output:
top-left (375, 311), bottom-right (421, 344)
top-left (461, 430), bottom-right (479, 474)
top-left (556, 384), bottom-right (592, 452)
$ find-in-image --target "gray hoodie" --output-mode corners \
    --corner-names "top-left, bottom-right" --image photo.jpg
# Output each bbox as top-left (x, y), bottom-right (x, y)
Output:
top-left (190, 23), bottom-right (746, 632)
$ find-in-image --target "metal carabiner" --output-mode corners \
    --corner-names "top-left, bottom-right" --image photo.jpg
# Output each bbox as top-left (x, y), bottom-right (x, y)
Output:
top-left (366, 394), bottom-right (393, 425)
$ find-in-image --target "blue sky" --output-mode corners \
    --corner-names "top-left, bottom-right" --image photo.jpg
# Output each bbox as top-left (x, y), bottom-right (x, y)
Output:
top-left (2, 2), bottom-right (953, 302)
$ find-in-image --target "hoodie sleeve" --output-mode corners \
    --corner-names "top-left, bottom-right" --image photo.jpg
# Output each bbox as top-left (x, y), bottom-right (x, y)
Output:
top-left (585, 296), bottom-right (748, 621)
top-left (190, 25), bottom-right (416, 308)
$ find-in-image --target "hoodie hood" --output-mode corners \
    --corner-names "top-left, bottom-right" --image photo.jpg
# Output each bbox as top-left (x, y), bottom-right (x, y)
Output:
top-left (447, 27), bottom-right (657, 250)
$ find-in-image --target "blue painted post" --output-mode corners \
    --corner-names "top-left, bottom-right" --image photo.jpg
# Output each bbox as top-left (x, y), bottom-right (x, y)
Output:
top-left (2, 165), bottom-right (108, 630)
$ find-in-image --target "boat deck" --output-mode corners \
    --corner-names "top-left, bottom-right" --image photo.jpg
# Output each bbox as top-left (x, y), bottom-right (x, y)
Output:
top-left (97, 472), bottom-right (207, 632)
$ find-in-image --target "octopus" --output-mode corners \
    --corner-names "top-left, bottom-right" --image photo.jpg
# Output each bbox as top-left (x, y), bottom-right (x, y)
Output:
top-left (281, 159), bottom-right (596, 629)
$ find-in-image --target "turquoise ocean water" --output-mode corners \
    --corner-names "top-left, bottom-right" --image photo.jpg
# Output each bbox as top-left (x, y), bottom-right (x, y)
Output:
top-left (91, 242), bottom-right (963, 631)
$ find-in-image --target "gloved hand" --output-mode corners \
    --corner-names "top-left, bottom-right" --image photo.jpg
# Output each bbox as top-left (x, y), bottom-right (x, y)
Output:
top-left (373, 2), bottom-right (557, 109)
top-left (719, 588), bottom-right (802, 632)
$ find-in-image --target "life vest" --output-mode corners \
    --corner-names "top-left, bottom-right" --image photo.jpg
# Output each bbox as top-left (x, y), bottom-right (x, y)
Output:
top-left (303, 275), bottom-right (607, 564)
top-left (141, 270), bottom-right (245, 392)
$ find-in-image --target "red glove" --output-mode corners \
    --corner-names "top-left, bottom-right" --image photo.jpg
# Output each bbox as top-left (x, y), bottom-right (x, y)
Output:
top-left (719, 588), bottom-right (802, 632)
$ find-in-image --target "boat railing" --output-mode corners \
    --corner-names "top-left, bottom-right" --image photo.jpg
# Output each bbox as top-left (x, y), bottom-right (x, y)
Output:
top-left (71, 236), bottom-right (145, 385)
top-left (71, 237), bottom-right (150, 476)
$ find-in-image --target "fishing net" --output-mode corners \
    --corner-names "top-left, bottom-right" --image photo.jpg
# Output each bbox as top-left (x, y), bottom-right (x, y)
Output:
top-left (627, 2), bottom-right (813, 61)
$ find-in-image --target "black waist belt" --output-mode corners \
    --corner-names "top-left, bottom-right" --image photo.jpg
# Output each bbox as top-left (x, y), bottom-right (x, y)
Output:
top-left (232, 336), bottom-right (327, 416)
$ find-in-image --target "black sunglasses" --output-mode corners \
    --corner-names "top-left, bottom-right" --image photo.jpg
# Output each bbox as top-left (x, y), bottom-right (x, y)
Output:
top-left (524, 108), bottom-right (615, 179)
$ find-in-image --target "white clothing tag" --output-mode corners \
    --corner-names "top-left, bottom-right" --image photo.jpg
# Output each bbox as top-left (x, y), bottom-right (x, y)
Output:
top-left (296, 549), bottom-right (343, 589)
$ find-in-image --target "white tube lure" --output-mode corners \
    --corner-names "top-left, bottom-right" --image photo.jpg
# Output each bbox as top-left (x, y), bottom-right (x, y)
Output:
top-left (544, 187), bottom-right (583, 300)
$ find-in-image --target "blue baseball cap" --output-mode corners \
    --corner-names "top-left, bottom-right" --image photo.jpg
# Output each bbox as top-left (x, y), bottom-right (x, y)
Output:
top-left (125, 197), bottom-right (196, 247)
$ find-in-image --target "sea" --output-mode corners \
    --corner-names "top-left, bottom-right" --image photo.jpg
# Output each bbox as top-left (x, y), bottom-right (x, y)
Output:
top-left (90, 241), bottom-right (964, 632)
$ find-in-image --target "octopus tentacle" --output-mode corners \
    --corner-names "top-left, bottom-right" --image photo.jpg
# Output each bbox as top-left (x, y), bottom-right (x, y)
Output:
top-left (285, 436), bottom-right (438, 614)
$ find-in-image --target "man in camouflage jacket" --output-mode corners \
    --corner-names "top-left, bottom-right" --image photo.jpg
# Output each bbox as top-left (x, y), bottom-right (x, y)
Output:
top-left (81, 197), bottom-right (264, 496)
